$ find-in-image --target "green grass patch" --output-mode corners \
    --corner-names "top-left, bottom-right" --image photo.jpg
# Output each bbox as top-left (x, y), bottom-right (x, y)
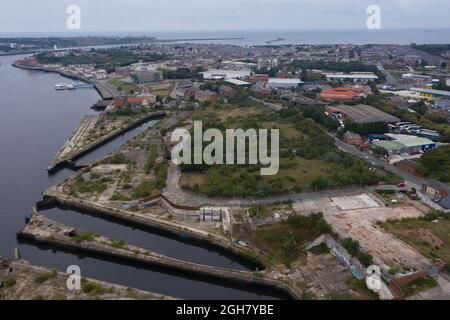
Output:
top-left (82, 280), bottom-right (113, 296)
top-left (34, 270), bottom-right (57, 284)
top-left (70, 231), bottom-right (95, 243)
top-left (401, 276), bottom-right (438, 297)
top-left (108, 79), bottom-right (138, 95)
top-left (144, 145), bottom-right (158, 174)
top-left (110, 239), bottom-right (127, 249)
top-left (309, 243), bottom-right (330, 255)
top-left (3, 277), bottom-right (17, 289)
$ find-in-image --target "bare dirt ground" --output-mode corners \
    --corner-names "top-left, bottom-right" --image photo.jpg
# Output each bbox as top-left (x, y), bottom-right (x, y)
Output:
top-left (294, 194), bottom-right (431, 272)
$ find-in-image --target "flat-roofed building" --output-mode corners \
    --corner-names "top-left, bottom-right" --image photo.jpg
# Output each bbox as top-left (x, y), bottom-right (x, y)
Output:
top-left (224, 78), bottom-right (252, 87)
top-left (329, 104), bottom-right (400, 124)
top-left (249, 74), bottom-right (269, 83)
top-left (267, 78), bottom-right (302, 90)
top-left (321, 87), bottom-right (365, 102)
top-left (201, 69), bottom-right (251, 80)
top-left (402, 73), bottom-right (432, 82)
top-left (373, 134), bottom-right (436, 155)
top-left (410, 87), bottom-right (450, 99)
top-left (324, 72), bottom-right (378, 83)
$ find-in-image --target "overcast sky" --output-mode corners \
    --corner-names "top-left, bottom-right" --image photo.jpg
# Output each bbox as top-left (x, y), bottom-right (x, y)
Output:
top-left (1, 0), bottom-right (449, 33)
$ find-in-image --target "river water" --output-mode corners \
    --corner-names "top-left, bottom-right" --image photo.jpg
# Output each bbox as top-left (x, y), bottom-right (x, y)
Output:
top-left (0, 54), bottom-right (286, 299)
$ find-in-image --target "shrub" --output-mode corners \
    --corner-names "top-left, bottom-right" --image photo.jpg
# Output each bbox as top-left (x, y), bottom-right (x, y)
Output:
top-left (34, 270), bottom-right (57, 284)
top-left (342, 238), bottom-right (360, 256)
top-left (3, 277), bottom-right (16, 288)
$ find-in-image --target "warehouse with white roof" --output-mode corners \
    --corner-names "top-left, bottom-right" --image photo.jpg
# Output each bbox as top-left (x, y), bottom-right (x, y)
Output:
top-left (267, 78), bottom-right (303, 89)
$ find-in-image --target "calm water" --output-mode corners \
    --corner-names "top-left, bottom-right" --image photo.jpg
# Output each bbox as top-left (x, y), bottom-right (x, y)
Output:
top-left (151, 29), bottom-right (450, 45)
top-left (0, 54), bottom-right (285, 299)
top-left (3, 29), bottom-right (449, 45)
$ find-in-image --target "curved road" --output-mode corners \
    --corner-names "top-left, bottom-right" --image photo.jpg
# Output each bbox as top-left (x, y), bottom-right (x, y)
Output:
top-left (163, 162), bottom-right (401, 207)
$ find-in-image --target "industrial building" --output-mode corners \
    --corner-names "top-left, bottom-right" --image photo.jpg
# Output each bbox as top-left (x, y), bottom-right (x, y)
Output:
top-left (201, 69), bottom-right (251, 80)
top-left (320, 87), bottom-right (367, 102)
top-left (267, 78), bottom-right (302, 90)
top-left (249, 74), bottom-right (270, 83)
top-left (402, 73), bottom-right (432, 82)
top-left (324, 72), bottom-right (378, 83)
top-left (410, 87), bottom-right (450, 99)
top-left (224, 78), bottom-right (252, 87)
top-left (373, 134), bottom-right (436, 155)
top-left (327, 104), bottom-right (400, 124)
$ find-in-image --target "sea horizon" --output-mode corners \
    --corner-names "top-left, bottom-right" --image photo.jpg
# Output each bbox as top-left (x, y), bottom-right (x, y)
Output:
top-left (1, 28), bottom-right (450, 45)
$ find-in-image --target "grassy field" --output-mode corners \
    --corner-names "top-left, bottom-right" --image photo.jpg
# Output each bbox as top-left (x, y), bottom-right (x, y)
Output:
top-left (381, 215), bottom-right (450, 267)
top-left (108, 79), bottom-right (139, 94)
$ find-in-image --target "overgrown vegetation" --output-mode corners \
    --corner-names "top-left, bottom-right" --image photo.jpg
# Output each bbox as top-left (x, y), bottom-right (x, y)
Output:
top-left (3, 277), bottom-right (17, 289)
top-left (144, 145), bottom-right (158, 174)
top-left (341, 238), bottom-right (374, 267)
top-left (419, 145), bottom-right (450, 183)
top-left (82, 279), bottom-right (113, 296)
top-left (69, 174), bottom-right (110, 196)
top-left (250, 213), bottom-right (331, 266)
top-left (380, 211), bottom-right (450, 267)
top-left (33, 270), bottom-right (58, 284)
top-left (401, 276), bottom-right (438, 297)
top-left (70, 231), bottom-right (95, 243)
top-left (180, 101), bottom-right (388, 198)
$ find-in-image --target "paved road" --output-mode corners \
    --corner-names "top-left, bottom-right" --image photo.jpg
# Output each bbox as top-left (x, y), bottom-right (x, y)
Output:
top-left (163, 162), bottom-right (400, 207)
top-left (333, 135), bottom-right (426, 190)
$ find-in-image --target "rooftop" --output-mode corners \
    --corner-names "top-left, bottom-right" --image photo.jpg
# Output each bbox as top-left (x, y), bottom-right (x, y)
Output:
top-left (410, 87), bottom-right (450, 97)
top-left (333, 104), bottom-right (400, 124)
top-left (268, 78), bottom-right (303, 84)
top-left (225, 78), bottom-right (251, 86)
top-left (385, 134), bottom-right (435, 148)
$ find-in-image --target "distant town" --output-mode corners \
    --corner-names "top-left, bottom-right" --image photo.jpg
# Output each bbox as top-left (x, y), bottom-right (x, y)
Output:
top-left (2, 37), bottom-right (450, 301)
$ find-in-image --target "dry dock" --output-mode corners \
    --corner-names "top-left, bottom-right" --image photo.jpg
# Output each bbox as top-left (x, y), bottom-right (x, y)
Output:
top-left (0, 255), bottom-right (174, 300)
top-left (18, 214), bottom-right (300, 299)
top-left (47, 111), bottom-right (166, 173)
top-left (43, 186), bottom-right (268, 267)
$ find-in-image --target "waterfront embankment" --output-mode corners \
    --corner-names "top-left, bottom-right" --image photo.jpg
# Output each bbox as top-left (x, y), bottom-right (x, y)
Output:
top-left (47, 111), bottom-right (166, 173)
top-left (42, 186), bottom-right (269, 268)
top-left (18, 214), bottom-right (300, 299)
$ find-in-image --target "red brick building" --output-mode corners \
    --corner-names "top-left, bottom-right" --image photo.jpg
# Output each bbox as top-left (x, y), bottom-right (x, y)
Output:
top-left (195, 90), bottom-right (218, 103)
